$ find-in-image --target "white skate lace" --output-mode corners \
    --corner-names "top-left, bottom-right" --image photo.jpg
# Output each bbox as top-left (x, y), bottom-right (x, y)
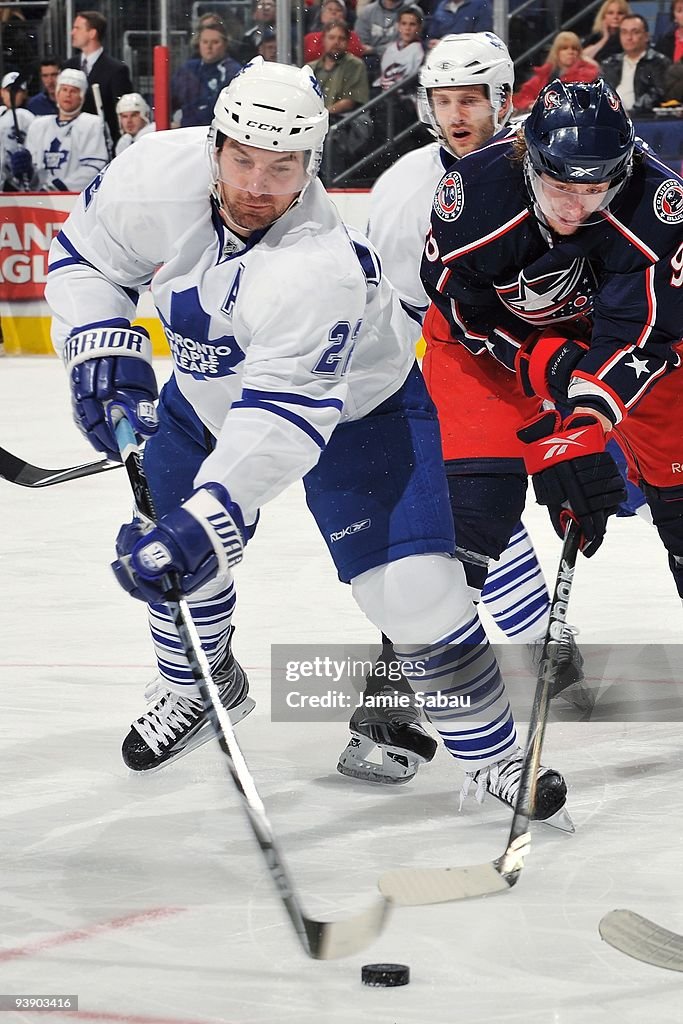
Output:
top-left (133, 689), bottom-right (203, 755)
top-left (459, 750), bottom-right (548, 811)
top-left (530, 624), bottom-right (581, 666)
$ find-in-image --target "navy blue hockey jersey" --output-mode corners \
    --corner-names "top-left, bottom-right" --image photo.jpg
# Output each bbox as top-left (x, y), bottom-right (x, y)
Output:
top-left (421, 133), bottom-right (683, 425)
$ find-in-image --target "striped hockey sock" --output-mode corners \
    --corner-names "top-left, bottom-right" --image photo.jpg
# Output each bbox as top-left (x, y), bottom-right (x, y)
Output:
top-left (148, 578), bottom-right (237, 695)
top-left (481, 522), bottom-right (550, 643)
top-left (395, 611), bottom-right (517, 771)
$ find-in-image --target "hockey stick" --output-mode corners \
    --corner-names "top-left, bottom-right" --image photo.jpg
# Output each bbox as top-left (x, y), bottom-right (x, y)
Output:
top-left (0, 443), bottom-right (121, 488)
top-left (378, 520), bottom-right (581, 907)
top-left (599, 910), bottom-right (683, 972)
top-left (92, 83), bottom-right (113, 162)
top-left (113, 414), bottom-right (391, 959)
top-left (8, 78), bottom-right (30, 191)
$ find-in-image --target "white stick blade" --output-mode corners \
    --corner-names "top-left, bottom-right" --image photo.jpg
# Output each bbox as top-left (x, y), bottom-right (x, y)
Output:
top-left (599, 909), bottom-right (683, 971)
top-left (314, 899), bottom-right (391, 960)
top-left (378, 862), bottom-right (512, 906)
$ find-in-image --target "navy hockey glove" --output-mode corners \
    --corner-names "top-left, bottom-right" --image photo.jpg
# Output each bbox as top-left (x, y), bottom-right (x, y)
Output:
top-left (112, 483), bottom-right (246, 602)
top-left (515, 329), bottom-right (588, 404)
top-left (10, 146), bottom-right (32, 179)
top-left (63, 326), bottom-right (158, 461)
top-left (518, 410), bottom-right (627, 557)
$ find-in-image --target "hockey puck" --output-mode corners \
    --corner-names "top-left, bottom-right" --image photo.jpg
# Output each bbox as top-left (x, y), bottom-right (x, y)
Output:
top-left (361, 963), bottom-right (410, 987)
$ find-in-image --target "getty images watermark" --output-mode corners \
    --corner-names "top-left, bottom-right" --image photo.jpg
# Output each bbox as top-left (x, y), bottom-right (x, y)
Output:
top-left (270, 645), bottom-right (471, 722)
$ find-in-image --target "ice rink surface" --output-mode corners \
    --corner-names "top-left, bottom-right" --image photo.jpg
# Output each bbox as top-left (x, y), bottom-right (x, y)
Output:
top-left (2, 357), bottom-right (683, 1024)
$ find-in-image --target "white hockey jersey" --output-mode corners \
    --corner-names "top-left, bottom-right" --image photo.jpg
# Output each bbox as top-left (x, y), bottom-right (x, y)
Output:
top-left (46, 127), bottom-right (415, 523)
top-left (25, 112), bottom-right (109, 191)
top-left (115, 121), bottom-right (156, 157)
top-left (367, 141), bottom-right (447, 330)
top-left (0, 105), bottom-right (34, 185)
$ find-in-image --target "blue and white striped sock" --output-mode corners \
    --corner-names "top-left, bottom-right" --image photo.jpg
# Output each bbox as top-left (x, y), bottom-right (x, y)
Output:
top-left (148, 577), bottom-right (236, 697)
top-left (481, 522), bottom-right (550, 643)
top-left (395, 611), bottom-right (517, 771)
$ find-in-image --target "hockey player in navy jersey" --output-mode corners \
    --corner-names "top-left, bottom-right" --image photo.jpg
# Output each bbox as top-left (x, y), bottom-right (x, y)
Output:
top-left (45, 60), bottom-right (571, 828)
top-left (337, 33), bottom-right (588, 791)
top-left (422, 77), bottom-right (683, 601)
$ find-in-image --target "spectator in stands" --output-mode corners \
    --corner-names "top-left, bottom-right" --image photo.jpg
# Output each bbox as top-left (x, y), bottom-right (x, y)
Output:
top-left (65, 10), bottom-right (133, 146)
top-left (242, 0), bottom-right (278, 60)
top-left (115, 93), bottom-right (155, 156)
top-left (171, 19), bottom-right (242, 128)
top-left (13, 68), bottom-right (109, 192)
top-left (600, 14), bottom-right (671, 113)
top-left (355, 0), bottom-right (402, 68)
top-left (513, 32), bottom-right (598, 113)
top-left (0, 5), bottom-right (37, 81)
top-left (379, 5), bottom-right (424, 90)
top-left (27, 57), bottom-right (61, 116)
top-left (257, 29), bottom-right (278, 61)
top-left (305, 0), bottom-right (365, 62)
top-left (0, 71), bottom-right (33, 190)
top-left (583, 0), bottom-right (631, 63)
top-left (655, 0), bottom-right (683, 61)
top-left (308, 21), bottom-right (371, 177)
top-left (426, 0), bottom-right (492, 49)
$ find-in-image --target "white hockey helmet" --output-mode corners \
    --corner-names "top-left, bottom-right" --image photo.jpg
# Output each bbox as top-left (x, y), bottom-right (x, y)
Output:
top-left (116, 92), bottom-right (150, 122)
top-left (417, 32), bottom-right (514, 143)
top-left (56, 68), bottom-right (88, 96)
top-left (209, 57), bottom-right (329, 194)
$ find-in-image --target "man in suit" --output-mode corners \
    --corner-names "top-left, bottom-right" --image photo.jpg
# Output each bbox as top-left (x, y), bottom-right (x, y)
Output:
top-left (65, 10), bottom-right (133, 144)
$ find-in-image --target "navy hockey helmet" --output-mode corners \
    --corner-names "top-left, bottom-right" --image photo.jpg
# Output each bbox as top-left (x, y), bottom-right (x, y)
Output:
top-left (524, 79), bottom-right (634, 184)
top-left (523, 79), bottom-right (635, 225)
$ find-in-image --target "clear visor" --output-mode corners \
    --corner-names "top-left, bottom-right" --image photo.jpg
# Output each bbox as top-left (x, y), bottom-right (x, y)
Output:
top-left (211, 140), bottom-right (312, 196)
top-left (528, 167), bottom-right (622, 228)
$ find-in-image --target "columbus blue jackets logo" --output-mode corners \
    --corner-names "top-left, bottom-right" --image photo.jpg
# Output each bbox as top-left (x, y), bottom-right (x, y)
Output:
top-left (495, 257), bottom-right (597, 326)
top-left (433, 171), bottom-right (464, 222)
top-left (653, 179), bottom-right (683, 224)
top-left (544, 90), bottom-right (561, 110)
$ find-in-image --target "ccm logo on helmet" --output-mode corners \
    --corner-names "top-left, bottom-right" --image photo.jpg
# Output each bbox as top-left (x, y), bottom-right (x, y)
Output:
top-left (246, 120), bottom-right (283, 132)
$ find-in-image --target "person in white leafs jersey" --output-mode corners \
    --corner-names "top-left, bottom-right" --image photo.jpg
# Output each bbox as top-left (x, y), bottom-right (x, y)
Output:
top-left (114, 93), bottom-right (155, 157)
top-left (45, 59), bottom-right (570, 830)
top-left (338, 33), bottom-right (589, 791)
top-left (14, 68), bottom-right (110, 191)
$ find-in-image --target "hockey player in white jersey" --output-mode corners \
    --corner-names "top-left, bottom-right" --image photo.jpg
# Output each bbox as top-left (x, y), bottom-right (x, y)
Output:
top-left (13, 68), bottom-right (109, 191)
top-left (337, 33), bottom-right (589, 790)
top-left (0, 72), bottom-right (34, 190)
top-left (45, 59), bottom-right (570, 828)
top-left (115, 93), bottom-right (155, 157)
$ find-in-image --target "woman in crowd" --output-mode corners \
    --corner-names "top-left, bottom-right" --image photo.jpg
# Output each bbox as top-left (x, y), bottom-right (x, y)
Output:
top-left (512, 31), bottom-right (598, 113)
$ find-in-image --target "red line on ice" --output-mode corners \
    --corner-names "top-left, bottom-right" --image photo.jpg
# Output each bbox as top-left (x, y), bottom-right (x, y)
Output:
top-left (0, 907), bottom-right (186, 962)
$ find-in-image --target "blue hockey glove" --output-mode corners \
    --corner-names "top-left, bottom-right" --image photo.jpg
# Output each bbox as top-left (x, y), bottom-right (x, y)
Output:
top-left (64, 325), bottom-right (158, 460)
top-left (10, 146), bottom-right (32, 178)
top-left (112, 483), bottom-right (246, 602)
top-left (518, 410), bottom-right (626, 557)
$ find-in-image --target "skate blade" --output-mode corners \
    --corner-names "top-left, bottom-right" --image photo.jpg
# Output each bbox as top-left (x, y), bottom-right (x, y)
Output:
top-left (337, 734), bottom-right (419, 786)
top-left (541, 804), bottom-right (575, 833)
top-left (553, 680), bottom-right (594, 713)
top-left (128, 695), bottom-right (256, 774)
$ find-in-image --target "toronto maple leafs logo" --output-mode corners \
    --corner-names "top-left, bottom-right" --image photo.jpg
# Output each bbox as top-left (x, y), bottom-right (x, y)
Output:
top-left (654, 179), bottom-right (683, 224)
top-left (160, 286), bottom-right (245, 380)
top-left (433, 170), bottom-right (464, 222)
top-left (44, 136), bottom-right (68, 171)
top-left (495, 257), bottom-right (597, 326)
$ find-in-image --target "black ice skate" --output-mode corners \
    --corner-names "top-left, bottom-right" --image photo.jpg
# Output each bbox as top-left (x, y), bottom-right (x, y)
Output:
top-left (460, 747), bottom-right (574, 832)
top-left (122, 639), bottom-right (254, 772)
top-left (529, 624), bottom-right (593, 711)
top-left (337, 646), bottom-right (437, 786)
